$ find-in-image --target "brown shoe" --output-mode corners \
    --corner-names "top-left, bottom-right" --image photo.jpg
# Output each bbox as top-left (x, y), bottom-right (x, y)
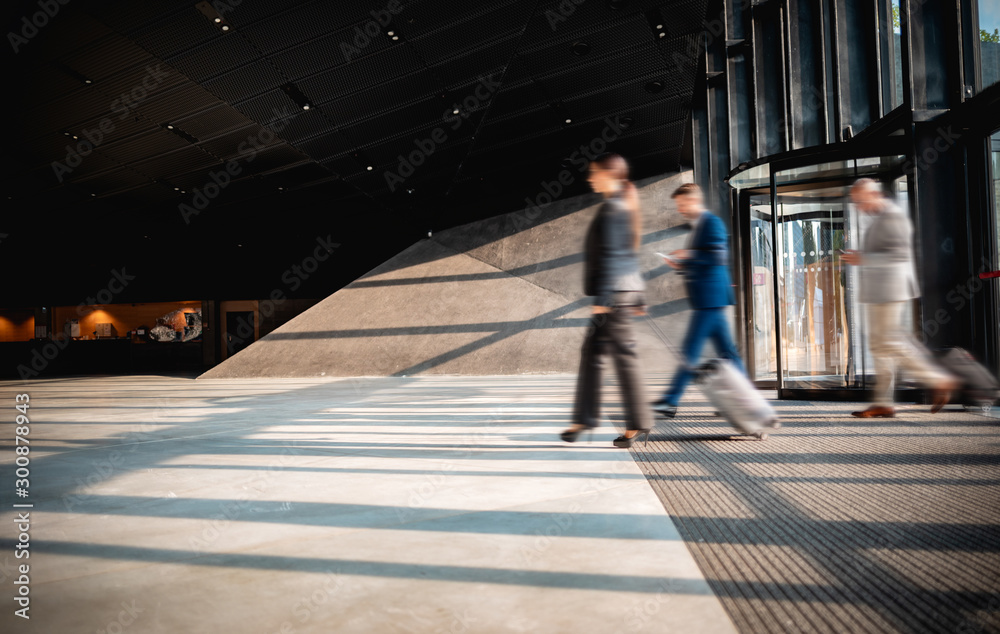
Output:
top-left (929, 378), bottom-right (960, 414)
top-left (851, 406), bottom-right (895, 418)
top-left (929, 389), bottom-right (952, 414)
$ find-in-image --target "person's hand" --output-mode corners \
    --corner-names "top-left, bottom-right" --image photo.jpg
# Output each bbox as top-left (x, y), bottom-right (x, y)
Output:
top-left (672, 249), bottom-right (690, 259)
top-left (841, 249), bottom-right (862, 265)
top-left (631, 305), bottom-right (647, 317)
top-left (592, 305), bottom-right (612, 314)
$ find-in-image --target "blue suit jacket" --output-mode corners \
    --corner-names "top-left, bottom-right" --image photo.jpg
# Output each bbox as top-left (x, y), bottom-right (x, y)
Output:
top-left (683, 211), bottom-right (735, 309)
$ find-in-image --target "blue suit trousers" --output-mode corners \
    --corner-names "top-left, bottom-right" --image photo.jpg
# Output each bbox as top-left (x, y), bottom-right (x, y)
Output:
top-left (659, 307), bottom-right (745, 406)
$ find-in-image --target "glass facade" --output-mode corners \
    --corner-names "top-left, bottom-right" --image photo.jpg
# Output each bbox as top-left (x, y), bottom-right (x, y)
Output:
top-left (735, 158), bottom-right (914, 390)
top-left (993, 130), bottom-right (1000, 270)
top-left (891, 0), bottom-right (903, 110)
top-left (694, 1), bottom-right (1000, 394)
top-left (981, 0), bottom-right (1000, 88)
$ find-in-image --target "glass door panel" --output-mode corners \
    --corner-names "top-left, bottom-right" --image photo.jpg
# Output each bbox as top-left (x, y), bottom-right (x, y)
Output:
top-left (992, 130), bottom-right (1000, 271)
top-left (749, 195), bottom-right (777, 381)
top-left (776, 186), bottom-right (864, 388)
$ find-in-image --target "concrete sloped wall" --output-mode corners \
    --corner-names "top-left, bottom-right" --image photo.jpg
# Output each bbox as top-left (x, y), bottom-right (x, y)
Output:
top-left (200, 170), bottom-right (706, 378)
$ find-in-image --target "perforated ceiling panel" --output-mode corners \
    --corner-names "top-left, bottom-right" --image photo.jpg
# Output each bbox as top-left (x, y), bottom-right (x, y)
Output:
top-left (4, 0), bottom-right (710, 305)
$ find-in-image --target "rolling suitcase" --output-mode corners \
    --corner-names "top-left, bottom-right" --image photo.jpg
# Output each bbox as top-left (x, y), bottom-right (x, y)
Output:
top-left (694, 358), bottom-right (781, 439)
top-left (935, 347), bottom-right (1000, 411)
top-left (644, 315), bottom-right (780, 440)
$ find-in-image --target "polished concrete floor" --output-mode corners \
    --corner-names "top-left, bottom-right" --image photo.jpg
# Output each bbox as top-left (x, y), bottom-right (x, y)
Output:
top-left (0, 374), bottom-right (738, 634)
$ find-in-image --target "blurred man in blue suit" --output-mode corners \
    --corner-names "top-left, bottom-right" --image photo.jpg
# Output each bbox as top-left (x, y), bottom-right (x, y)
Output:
top-left (653, 183), bottom-right (745, 418)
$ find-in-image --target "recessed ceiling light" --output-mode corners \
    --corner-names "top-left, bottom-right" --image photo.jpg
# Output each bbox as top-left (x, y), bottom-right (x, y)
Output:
top-left (62, 131), bottom-right (70, 136)
top-left (166, 124), bottom-right (174, 129)
top-left (391, 35), bottom-right (398, 40)
top-left (173, 187), bottom-right (180, 191)
top-left (90, 193), bottom-right (96, 197)
top-left (302, 104), bottom-right (310, 110)
top-left (387, 31), bottom-right (394, 36)
top-left (453, 108), bottom-right (460, 114)
top-left (214, 17), bottom-right (221, 23)
top-left (366, 166), bottom-right (373, 171)
top-left (72, 134), bottom-right (78, 139)
top-left (659, 32), bottom-right (665, 38)
top-left (221, 25), bottom-right (230, 31)
top-left (84, 79), bottom-right (92, 84)
top-left (656, 24), bottom-right (663, 29)
top-left (565, 118), bottom-right (572, 124)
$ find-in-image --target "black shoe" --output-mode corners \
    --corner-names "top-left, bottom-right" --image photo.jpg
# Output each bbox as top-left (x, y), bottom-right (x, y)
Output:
top-left (612, 429), bottom-right (651, 448)
top-left (560, 426), bottom-right (594, 443)
top-left (652, 402), bottom-right (677, 418)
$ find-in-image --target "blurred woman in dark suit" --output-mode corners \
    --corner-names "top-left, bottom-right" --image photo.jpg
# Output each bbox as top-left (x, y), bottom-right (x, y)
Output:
top-left (560, 153), bottom-right (653, 448)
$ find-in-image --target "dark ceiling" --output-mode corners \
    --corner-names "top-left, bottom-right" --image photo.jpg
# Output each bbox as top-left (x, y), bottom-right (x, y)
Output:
top-left (1, 0), bottom-right (708, 307)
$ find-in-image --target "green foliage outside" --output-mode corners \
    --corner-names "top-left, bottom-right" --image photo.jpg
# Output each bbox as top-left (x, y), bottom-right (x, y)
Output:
top-left (891, 4), bottom-right (999, 43)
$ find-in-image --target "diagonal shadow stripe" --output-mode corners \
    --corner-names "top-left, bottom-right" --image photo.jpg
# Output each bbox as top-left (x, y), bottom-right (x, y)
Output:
top-left (2, 539), bottom-right (711, 595)
top-left (43, 495), bottom-right (679, 540)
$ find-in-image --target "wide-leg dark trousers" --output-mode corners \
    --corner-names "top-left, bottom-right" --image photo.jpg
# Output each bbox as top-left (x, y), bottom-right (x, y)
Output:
top-left (572, 292), bottom-right (653, 431)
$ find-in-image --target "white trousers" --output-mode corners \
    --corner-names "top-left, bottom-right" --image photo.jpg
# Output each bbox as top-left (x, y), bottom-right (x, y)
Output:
top-left (867, 301), bottom-right (949, 406)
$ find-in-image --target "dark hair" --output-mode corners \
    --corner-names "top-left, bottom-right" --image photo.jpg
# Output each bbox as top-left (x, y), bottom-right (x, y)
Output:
top-left (592, 152), bottom-right (629, 180)
top-left (671, 183), bottom-right (702, 199)
top-left (592, 153), bottom-right (641, 250)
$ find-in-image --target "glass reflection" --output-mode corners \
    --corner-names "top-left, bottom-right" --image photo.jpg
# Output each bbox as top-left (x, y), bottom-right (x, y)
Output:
top-left (981, 1), bottom-right (1000, 87)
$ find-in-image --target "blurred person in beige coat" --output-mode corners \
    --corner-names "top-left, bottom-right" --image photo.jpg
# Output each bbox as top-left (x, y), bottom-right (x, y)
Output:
top-left (841, 178), bottom-right (957, 417)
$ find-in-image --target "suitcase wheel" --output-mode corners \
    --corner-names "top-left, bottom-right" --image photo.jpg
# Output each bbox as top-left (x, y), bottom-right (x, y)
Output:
top-left (754, 432), bottom-right (768, 441)
top-left (768, 419), bottom-right (781, 429)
